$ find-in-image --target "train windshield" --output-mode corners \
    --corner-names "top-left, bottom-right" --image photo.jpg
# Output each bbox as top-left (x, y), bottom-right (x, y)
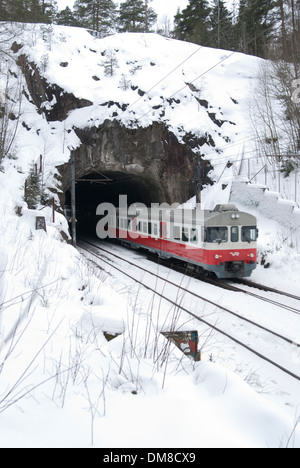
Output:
top-left (205, 227), bottom-right (228, 244)
top-left (242, 226), bottom-right (258, 242)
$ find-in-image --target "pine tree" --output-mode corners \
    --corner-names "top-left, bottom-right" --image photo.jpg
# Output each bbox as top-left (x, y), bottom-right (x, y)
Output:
top-left (236, 0), bottom-right (277, 58)
top-left (118, 0), bottom-right (157, 33)
top-left (25, 163), bottom-right (42, 210)
top-left (24, 162), bottom-right (50, 209)
top-left (73, 0), bottom-right (117, 34)
top-left (174, 0), bottom-right (212, 46)
top-left (102, 50), bottom-right (119, 76)
top-left (0, 0), bottom-right (56, 23)
top-left (286, 0), bottom-right (300, 68)
top-left (0, 0), bottom-right (9, 20)
top-left (41, 0), bottom-right (57, 22)
top-left (209, 0), bottom-right (236, 50)
top-left (55, 6), bottom-right (78, 26)
top-left (144, 0), bottom-right (156, 32)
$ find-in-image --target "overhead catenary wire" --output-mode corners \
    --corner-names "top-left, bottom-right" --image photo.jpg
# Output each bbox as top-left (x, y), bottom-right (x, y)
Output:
top-left (131, 22), bottom-right (283, 127)
top-left (114, 0), bottom-right (272, 123)
top-left (69, 18), bottom-right (287, 194)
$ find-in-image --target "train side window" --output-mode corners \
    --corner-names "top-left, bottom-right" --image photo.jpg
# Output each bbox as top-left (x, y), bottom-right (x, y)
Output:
top-left (190, 228), bottom-right (198, 244)
top-left (153, 224), bottom-right (158, 237)
top-left (231, 226), bottom-right (239, 242)
top-left (143, 222), bottom-right (147, 234)
top-left (148, 222), bottom-right (152, 235)
top-left (182, 227), bottom-right (189, 242)
top-left (173, 226), bottom-right (181, 241)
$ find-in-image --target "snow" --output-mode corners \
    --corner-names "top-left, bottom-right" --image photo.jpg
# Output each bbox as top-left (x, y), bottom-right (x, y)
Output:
top-left (0, 23), bottom-right (300, 448)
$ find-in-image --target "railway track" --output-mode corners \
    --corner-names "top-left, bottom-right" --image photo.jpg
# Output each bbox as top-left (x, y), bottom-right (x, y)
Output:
top-left (77, 238), bottom-right (300, 383)
top-left (233, 278), bottom-right (300, 302)
top-left (148, 255), bottom-right (300, 316)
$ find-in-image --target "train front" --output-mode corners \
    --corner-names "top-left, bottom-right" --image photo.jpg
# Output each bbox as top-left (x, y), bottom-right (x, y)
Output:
top-left (204, 204), bottom-right (258, 279)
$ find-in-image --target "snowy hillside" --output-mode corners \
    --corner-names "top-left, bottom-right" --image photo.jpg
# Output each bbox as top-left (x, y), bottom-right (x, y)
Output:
top-left (0, 23), bottom-right (300, 448)
top-left (0, 23), bottom-right (262, 195)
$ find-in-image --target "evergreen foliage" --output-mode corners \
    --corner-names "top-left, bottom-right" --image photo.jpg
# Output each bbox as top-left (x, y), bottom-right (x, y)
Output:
top-left (174, 0), bottom-right (211, 45)
top-left (73, 0), bottom-right (118, 34)
top-left (55, 6), bottom-right (78, 27)
top-left (173, 0), bottom-right (281, 59)
top-left (0, 0), bottom-right (298, 64)
top-left (209, 0), bottom-right (236, 50)
top-left (25, 163), bottom-right (42, 210)
top-left (0, 0), bottom-right (57, 23)
top-left (235, 0), bottom-right (277, 58)
top-left (102, 50), bottom-right (119, 76)
top-left (24, 163), bottom-right (50, 209)
top-left (118, 0), bottom-right (157, 33)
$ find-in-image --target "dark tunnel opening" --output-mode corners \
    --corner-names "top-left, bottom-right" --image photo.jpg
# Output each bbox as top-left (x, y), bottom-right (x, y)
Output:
top-left (65, 171), bottom-right (165, 237)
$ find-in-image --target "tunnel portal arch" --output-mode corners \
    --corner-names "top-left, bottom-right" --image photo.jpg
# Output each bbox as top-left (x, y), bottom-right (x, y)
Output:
top-left (57, 120), bottom-right (213, 237)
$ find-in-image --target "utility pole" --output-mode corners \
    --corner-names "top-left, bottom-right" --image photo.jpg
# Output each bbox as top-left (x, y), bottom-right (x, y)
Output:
top-left (196, 155), bottom-right (202, 206)
top-left (70, 151), bottom-right (77, 246)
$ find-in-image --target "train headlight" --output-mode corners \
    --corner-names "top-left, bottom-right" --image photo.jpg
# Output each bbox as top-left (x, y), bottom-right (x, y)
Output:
top-left (231, 213), bottom-right (240, 219)
top-left (250, 253), bottom-right (255, 258)
top-left (215, 254), bottom-right (220, 259)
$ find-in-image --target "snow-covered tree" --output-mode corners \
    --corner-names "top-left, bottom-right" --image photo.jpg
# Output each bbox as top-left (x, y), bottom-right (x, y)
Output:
top-left (102, 50), bottom-right (119, 76)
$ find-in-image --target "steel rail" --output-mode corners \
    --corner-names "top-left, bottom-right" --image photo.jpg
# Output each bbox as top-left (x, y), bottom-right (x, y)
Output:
top-left (78, 239), bottom-right (300, 382)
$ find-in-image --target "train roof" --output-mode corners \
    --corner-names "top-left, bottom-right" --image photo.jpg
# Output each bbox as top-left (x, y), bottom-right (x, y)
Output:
top-left (117, 204), bottom-right (257, 225)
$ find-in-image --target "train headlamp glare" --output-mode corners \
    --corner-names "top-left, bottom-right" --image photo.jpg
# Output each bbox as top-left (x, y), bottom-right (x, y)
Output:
top-left (231, 213), bottom-right (240, 219)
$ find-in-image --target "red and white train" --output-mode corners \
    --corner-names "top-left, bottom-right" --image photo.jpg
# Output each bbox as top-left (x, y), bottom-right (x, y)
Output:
top-left (106, 203), bottom-right (258, 279)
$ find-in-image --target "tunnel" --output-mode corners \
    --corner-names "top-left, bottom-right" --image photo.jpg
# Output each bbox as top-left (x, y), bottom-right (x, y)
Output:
top-left (58, 120), bottom-right (213, 241)
top-left (64, 170), bottom-right (166, 237)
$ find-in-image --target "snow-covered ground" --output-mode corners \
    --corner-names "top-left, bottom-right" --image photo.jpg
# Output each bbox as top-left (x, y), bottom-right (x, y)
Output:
top-left (0, 206), bottom-right (300, 448)
top-left (0, 23), bottom-right (300, 448)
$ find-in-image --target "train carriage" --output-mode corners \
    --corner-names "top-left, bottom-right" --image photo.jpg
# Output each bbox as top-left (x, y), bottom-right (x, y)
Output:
top-left (107, 203), bottom-right (258, 279)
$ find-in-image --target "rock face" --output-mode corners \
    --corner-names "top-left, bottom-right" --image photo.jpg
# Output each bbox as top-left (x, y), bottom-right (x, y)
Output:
top-left (58, 120), bottom-right (213, 206)
top-left (16, 50), bottom-right (213, 206)
top-left (17, 54), bottom-right (93, 122)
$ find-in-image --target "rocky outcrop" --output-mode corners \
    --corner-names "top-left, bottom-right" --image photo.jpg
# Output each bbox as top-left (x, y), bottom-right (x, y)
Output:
top-left (14, 47), bottom-right (213, 206)
top-left (16, 53), bottom-right (92, 121)
top-left (57, 119), bottom-right (213, 206)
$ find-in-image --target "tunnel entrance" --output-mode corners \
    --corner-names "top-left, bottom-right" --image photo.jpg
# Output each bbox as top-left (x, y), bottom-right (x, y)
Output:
top-left (58, 120), bottom-right (213, 241)
top-left (65, 170), bottom-right (165, 237)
